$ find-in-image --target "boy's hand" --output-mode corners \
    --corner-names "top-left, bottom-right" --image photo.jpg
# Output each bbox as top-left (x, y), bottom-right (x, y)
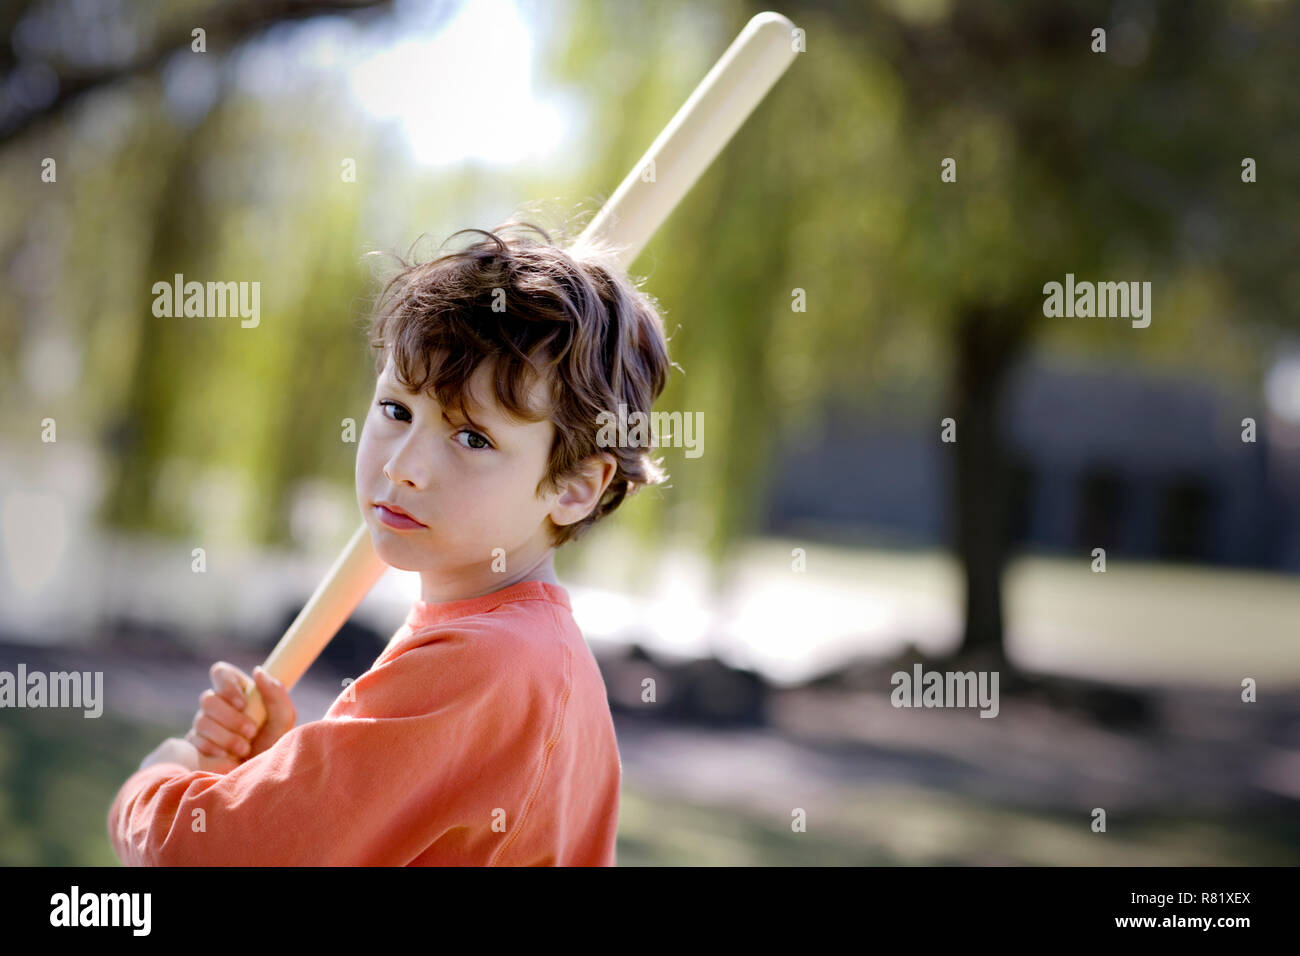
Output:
top-left (185, 662), bottom-right (297, 773)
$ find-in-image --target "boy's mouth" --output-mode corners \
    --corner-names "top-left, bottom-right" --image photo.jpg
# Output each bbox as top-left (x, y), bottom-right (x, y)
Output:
top-left (373, 501), bottom-right (427, 530)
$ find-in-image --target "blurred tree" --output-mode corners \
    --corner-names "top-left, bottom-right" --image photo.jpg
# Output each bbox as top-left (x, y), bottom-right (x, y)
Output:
top-left (792, 0), bottom-right (1300, 670)
top-left (0, 0), bottom-right (418, 544)
top-left (0, 0), bottom-right (393, 144)
top-left (546, 0), bottom-right (1300, 672)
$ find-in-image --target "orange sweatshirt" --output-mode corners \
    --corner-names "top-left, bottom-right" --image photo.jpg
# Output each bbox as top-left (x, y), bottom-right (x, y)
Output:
top-left (107, 579), bottom-right (620, 866)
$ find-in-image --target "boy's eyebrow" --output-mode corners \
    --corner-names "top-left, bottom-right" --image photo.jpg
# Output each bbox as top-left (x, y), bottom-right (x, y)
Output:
top-left (378, 372), bottom-right (502, 432)
top-left (445, 405), bottom-right (497, 435)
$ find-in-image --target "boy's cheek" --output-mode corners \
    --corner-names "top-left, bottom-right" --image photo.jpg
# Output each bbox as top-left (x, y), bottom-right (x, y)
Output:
top-left (354, 442), bottom-right (380, 508)
top-left (354, 427), bottom-right (379, 477)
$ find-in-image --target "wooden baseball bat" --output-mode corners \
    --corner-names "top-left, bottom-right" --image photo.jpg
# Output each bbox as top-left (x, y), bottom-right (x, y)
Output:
top-left (236, 10), bottom-right (799, 730)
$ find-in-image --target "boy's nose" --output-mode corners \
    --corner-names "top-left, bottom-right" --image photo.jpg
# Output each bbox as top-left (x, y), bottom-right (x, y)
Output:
top-left (382, 444), bottom-right (437, 490)
top-left (383, 462), bottom-right (419, 488)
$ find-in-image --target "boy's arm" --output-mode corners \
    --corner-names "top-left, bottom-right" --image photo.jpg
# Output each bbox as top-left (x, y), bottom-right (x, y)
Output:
top-left (107, 633), bottom-right (560, 866)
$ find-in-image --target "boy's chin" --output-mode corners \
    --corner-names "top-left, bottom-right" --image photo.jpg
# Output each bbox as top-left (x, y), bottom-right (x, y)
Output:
top-left (367, 527), bottom-right (431, 571)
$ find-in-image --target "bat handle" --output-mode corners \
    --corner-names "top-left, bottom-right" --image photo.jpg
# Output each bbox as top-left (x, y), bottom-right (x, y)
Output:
top-left (232, 522), bottom-right (388, 736)
top-left (239, 674), bottom-right (269, 731)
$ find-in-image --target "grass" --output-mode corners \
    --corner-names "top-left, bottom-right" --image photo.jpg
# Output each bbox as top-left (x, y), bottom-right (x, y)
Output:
top-left (0, 708), bottom-right (174, 865)
top-left (4, 706), bottom-right (1296, 866)
top-left (615, 783), bottom-right (1300, 867)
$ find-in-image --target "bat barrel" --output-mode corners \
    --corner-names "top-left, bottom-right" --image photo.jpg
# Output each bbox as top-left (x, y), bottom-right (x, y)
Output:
top-left (576, 12), bottom-right (798, 270)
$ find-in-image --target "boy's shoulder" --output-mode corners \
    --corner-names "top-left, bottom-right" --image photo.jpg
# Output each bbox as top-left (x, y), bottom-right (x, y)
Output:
top-left (326, 581), bottom-right (581, 722)
top-left (381, 579), bottom-right (578, 669)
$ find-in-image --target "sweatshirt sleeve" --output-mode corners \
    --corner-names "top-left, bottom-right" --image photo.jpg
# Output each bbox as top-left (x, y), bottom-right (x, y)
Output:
top-left (108, 628), bottom-right (565, 866)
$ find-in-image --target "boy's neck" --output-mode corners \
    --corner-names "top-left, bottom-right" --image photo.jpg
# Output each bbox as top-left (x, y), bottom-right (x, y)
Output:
top-left (418, 548), bottom-right (559, 604)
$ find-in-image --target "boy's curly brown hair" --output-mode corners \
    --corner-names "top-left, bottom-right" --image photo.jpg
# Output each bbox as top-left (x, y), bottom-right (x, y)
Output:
top-left (364, 219), bottom-right (673, 547)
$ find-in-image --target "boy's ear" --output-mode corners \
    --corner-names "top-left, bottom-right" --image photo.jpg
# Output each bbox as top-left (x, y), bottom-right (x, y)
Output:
top-left (549, 453), bottom-right (617, 528)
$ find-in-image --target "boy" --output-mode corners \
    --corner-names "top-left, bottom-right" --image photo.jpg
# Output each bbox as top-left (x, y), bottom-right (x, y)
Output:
top-left (108, 220), bottom-right (672, 865)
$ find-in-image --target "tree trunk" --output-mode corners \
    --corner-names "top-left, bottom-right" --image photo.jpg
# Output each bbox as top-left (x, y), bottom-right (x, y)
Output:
top-left (948, 302), bottom-right (1030, 671)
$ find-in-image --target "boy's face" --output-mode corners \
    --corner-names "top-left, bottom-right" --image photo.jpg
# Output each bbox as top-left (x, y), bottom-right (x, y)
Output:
top-left (355, 353), bottom-right (608, 600)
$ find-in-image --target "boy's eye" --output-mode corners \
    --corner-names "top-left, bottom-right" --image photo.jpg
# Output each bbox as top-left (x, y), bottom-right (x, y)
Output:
top-left (377, 400), bottom-right (411, 423)
top-left (455, 429), bottom-right (492, 451)
top-left (379, 400), bottom-right (491, 450)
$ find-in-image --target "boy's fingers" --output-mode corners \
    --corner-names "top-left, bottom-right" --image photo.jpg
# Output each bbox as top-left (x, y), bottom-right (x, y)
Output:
top-left (185, 729), bottom-right (217, 755)
top-left (269, 675), bottom-right (296, 723)
top-left (251, 667), bottom-right (296, 745)
top-left (192, 735), bottom-right (229, 759)
top-left (187, 728), bottom-right (239, 760)
top-left (210, 661), bottom-right (251, 709)
top-left (200, 690), bottom-right (259, 737)
top-left (188, 732), bottom-right (241, 772)
top-left (254, 667), bottom-right (288, 703)
top-left (194, 713), bottom-right (251, 757)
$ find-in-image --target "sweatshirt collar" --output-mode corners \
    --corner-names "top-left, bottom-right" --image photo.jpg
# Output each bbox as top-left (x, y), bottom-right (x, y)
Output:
top-left (404, 579), bottom-right (571, 630)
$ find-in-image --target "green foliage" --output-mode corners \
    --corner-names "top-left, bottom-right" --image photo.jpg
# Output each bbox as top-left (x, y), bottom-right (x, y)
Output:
top-left (1, 0), bottom-right (1296, 569)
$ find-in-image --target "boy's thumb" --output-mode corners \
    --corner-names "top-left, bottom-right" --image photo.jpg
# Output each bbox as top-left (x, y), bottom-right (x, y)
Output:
top-left (254, 667), bottom-right (294, 724)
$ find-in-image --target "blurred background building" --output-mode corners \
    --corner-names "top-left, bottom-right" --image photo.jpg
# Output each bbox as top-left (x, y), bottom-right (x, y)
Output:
top-left (767, 352), bottom-right (1300, 570)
